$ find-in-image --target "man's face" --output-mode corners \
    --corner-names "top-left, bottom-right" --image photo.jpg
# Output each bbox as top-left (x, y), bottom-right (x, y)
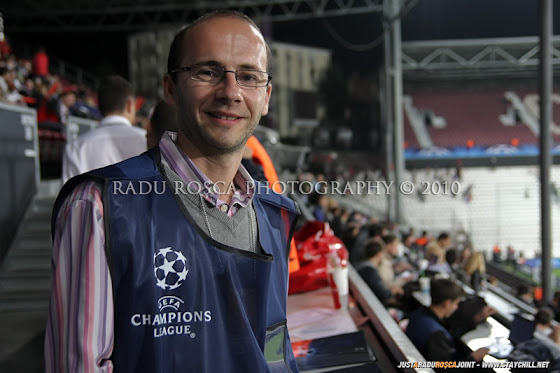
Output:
top-left (444, 298), bottom-right (461, 318)
top-left (165, 17), bottom-right (271, 156)
top-left (387, 240), bottom-right (399, 256)
top-left (441, 237), bottom-right (452, 249)
top-left (61, 93), bottom-right (76, 108)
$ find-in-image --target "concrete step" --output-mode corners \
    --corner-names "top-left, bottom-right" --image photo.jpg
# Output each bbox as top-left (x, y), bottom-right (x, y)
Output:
top-left (8, 248), bottom-right (51, 259)
top-left (18, 221), bottom-right (51, 235)
top-left (2, 256), bottom-right (51, 272)
top-left (0, 270), bottom-right (51, 292)
top-left (25, 211), bottom-right (53, 224)
top-left (14, 237), bottom-right (52, 251)
top-left (0, 290), bottom-right (50, 313)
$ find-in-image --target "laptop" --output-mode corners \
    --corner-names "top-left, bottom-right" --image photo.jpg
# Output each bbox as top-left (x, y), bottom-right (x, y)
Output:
top-left (487, 313), bottom-right (535, 359)
top-left (508, 313), bottom-right (536, 346)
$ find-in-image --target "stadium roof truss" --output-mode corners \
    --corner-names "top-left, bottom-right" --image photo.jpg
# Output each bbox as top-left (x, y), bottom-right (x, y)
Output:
top-left (3, 0), bottom-right (383, 33)
top-left (402, 36), bottom-right (560, 80)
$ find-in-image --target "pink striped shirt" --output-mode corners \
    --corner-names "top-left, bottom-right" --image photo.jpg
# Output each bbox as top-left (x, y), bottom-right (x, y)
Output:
top-left (45, 132), bottom-right (254, 372)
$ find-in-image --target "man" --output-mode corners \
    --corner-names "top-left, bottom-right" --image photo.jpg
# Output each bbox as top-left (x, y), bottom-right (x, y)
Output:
top-left (61, 75), bottom-right (146, 183)
top-left (32, 46), bottom-right (49, 77)
top-left (427, 248), bottom-right (462, 278)
top-left (357, 240), bottom-right (402, 306)
top-left (377, 234), bottom-right (413, 289)
top-left (55, 86), bottom-right (77, 125)
top-left (426, 232), bottom-right (452, 264)
top-left (406, 279), bottom-right (488, 370)
top-left (145, 100), bottom-right (178, 148)
top-left (0, 66), bottom-right (24, 104)
top-left (46, 10), bottom-right (300, 373)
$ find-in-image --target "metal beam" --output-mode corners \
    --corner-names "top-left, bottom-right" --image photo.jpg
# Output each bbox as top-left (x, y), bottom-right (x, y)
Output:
top-left (402, 35), bottom-right (560, 79)
top-left (390, 0), bottom-right (405, 225)
top-left (5, 0), bottom-right (383, 33)
top-left (539, 0), bottom-right (553, 305)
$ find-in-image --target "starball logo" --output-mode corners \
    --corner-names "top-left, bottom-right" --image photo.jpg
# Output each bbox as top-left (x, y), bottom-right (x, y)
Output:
top-left (153, 247), bottom-right (189, 290)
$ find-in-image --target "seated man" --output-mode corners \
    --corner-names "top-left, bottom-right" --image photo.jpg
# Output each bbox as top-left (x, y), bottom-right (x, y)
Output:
top-left (377, 234), bottom-right (413, 290)
top-left (508, 307), bottom-right (560, 372)
top-left (357, 240), bottom-right (402, 306)
top-left (406, 279), bottom-right (488, 370)
top-left (426, 233), bottom-right (452, 265)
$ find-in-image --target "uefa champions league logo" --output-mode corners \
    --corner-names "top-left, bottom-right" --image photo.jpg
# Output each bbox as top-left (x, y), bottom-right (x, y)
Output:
top-left (153, 247), bottom-right (189, 290)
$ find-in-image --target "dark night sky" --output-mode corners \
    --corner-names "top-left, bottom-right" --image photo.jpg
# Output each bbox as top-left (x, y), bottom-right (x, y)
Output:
top-left (272, 0), bottom-right (553, 74)
top-left (9, 0), bottom-right (560, 78)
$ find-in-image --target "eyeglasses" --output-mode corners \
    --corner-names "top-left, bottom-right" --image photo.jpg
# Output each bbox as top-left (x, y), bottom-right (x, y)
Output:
top-left (169, 64), bottom-right (272, 88)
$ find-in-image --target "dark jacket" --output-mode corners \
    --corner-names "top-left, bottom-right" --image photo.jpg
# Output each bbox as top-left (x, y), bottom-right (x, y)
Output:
top-left (357, 262), bottom-right (392, 304)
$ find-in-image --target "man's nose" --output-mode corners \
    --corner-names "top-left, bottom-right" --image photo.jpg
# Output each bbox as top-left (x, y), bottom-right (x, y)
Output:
top-left (216, 71), bottom-right (242, 103)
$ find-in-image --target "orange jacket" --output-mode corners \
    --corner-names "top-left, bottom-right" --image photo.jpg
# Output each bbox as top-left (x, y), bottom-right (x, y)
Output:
top-left (246, 136), bottom-right (300, 273)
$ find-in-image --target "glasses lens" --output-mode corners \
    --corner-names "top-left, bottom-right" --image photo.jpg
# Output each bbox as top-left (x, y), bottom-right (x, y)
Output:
top-left (190, 65), bottom-right (223, 82)
top-left (236, 70), bottom-right (269, 87)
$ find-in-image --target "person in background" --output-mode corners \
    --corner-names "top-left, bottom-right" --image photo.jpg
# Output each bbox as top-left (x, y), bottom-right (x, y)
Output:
top-left (517, 284), bottom-right (535, 306)
top-left (427, 248), bottom-right (469, 283)
top-left (534, 307), bottom-right (560, 341)
top-left (349, 222), bottom-right (382, 265)
top-left (415, 230), bottom-right (430, 247)
top-left (377, 234), bottom-right (413, 289)
top-left (0, 36), bottom-right (12, 59)
top-left (459, 246), bottom-right (472, 266)
top-left (55, 86), bottom-right (77, 124)
top-left (61, 75), bottom-right (146, 183)
top-left (308, 192), bottom-right (328, 222)
top-left (46, 10), bottom-right (299, 372)
top-left (426, 232), bottom-right (452, 265)
top-left (145, 100), bottom-right (178, 149)
top-left (508, 307), bottom-right (560, 372)
top-left (329, 206), bottom-right (349, 238)
top-left (550, 291), bottom-right (560, 322)
top-left (384, 234), bottom-right (413, 275)
top-left (461, 251), bottom-right (486, 292)
top-left (492, 245), bottom-right (502, 263)
top-left (507, 245), bottom-right (517, 266)
top-left (32, 46), bottom-right (49, 78)
top-left (357, 240), bottom-right (403, 306)
top-left (406, 279), bottom-right (489, 371)
top-left (242, 134), bottom-right (300, 274)
top-left (0, 66), bottom-right (24, 104)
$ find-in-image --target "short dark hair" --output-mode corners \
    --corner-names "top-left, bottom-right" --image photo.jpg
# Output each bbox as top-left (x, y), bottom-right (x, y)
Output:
top-left (150, 100), bottom-right (178, 142)
top-left (430, 278), bottom-right (463, 306)
top-left (535, 307), bottom-right (553, 325)
top-left (167, 10), bottom-right (272, 83)
top-left (437, 232), bottom-right (450, 241)
top-left (382, 234), bottom-right (397, 245)
top-left (517, 284), bottom-right (530, 296)
top-left (97, 75), bottom-right (134, 116)
top-left (364, 240), bottom-right (384, 260)
top-left (368, 224), bottom-right (383, 238)
top-left (445, 248), bottom-right (459, 265)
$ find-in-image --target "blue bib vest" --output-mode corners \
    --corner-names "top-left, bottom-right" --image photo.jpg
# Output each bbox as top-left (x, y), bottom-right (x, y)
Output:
top-left (406, 307), bottom-right (456, 360)
top-left (53, 149), bottom-right (300, 373)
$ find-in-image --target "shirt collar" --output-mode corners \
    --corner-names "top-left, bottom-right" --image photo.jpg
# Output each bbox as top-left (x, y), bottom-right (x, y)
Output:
top-left (158, 131), bottom-right (255, 213)
top-left (99, 115), bottom-right (133, 127)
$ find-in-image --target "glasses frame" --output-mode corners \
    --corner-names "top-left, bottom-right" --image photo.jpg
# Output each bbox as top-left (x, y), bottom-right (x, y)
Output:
top-left (168, 64), bottom-right (272, 88)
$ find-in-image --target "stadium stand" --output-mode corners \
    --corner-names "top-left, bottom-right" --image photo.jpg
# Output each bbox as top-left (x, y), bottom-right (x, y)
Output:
top-left (405, 91), bottom-right (538, 148)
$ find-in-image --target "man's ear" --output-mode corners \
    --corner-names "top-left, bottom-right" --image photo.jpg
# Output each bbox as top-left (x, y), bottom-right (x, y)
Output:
top-left (127, 97), bottom-right (135, 114)
top-left (163, 74), bottom-right (177, 106)
top-left (261, 84), bottom-right (272, 116)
